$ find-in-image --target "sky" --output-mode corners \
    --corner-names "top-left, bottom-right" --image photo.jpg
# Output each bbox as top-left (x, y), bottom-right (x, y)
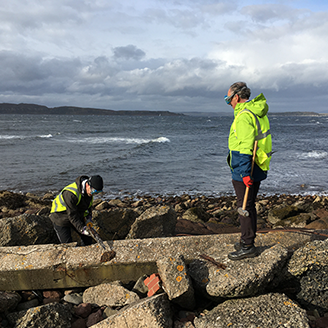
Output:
top-left (1, 0), bottom-right (328, 113)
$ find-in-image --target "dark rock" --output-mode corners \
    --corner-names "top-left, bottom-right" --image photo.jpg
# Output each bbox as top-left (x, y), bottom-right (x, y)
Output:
top-left (306, 217), bottom-right (328, 230)
top-left (267, 205), bottom-right (304, 225)
top-left (74, 303), bottom-right (92, 318)
top-left (175, 219), bottom-right (214, 235)
top-left (0, 214), bottom-right (57, 246)
top-left (92, 208), bottom-right (139, 240)
top-left (71, 318), bottom-right (87, 328)
top-left (126, 205), bottom-right (177, 239)
top-left (0, 291), bottom-right (21, 312)
top-left (182, 207), bottom-right (211, 223)
top-left (86, 308), bottom-right (103, 327)
top-left (7, 302), bottom-right (72, 328)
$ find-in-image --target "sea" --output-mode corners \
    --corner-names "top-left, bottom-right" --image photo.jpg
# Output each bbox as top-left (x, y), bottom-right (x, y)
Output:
top-left (1, 113), bottom-right (328, 199)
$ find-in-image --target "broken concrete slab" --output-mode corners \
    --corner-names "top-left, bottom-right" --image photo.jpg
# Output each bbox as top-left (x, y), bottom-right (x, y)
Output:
top-left (288, 239), bottom-right (328, 315)
top-left (288, 239), bottom-right (328, 276)
top-left (193, 293), bottom-right (310, 328)
top-left (93, 293), bottom-right (172, 328)
top-left (83, 282), bottom-right (140, 307)
top-left (189, 244), bottom-right (289, 300)
top-left (0, 231), bottom-right (324, 291)
top-left (157, 255), bottom-right (195, 310)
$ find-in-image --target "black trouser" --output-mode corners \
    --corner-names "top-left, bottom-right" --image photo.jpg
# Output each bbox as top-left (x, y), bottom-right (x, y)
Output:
top-left (232, 179), bottom-right (261, 245)
top-left (53, 223), bottom-right (93, 245)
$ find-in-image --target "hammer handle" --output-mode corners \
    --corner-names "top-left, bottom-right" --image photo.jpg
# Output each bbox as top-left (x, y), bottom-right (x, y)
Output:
top-left (242, 140), bottom-right (258, 210)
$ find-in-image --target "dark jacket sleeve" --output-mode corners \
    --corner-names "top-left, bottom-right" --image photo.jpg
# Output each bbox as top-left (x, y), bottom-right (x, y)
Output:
top-left (62, 190), bottom-right (85, 233)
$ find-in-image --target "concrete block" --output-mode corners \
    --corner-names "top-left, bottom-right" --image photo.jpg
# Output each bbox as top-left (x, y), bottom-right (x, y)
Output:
top-left (93, 293), bottom-right (172, 328)
top-left (157, 255), bottom-right (195, 310)
top-left (189, 244), bottom-right (289, 299)
top-left (0, 231), bottom-right (322, 291)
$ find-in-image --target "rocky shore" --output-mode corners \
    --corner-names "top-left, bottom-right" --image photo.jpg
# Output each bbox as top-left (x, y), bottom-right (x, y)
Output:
top-left (0, 190), bottom-right (327, 327)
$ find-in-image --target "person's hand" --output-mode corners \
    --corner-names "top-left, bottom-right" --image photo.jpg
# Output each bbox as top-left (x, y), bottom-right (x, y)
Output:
top-left (85, 215), bottom-right (93, 228)
top-left (81, 226), bottom-right (90, 236)
top-left (243, 176), bottom-right (253, 188)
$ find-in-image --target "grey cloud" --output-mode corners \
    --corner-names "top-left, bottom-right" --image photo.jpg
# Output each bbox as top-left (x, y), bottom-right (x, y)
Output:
top-left (113, 45), bottom-right (146, 61)
top-left (242, 4), bottom-right (309, 24)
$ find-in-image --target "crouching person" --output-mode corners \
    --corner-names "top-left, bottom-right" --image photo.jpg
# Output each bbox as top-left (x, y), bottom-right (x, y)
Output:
top-left (50, 175), bottom-right (103, 245)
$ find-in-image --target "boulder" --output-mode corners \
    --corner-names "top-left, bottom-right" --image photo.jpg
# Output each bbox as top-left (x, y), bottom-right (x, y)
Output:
top-left (189, 244), bottom-right (289, 300)
top-left (182, 207), bottom-right (211, 223)
top-left (83, 282), bottom-right (139, 307)
top-left (126, 205), bottom-right (177, 239)
top-left (92, 209), bottom-right (139, 240)
top-left (0, 214), bottom-right (57, 246)
top-left (0, 291), bottom-right (21, 312)
top-left (305, 217), bottom-right (328, 230)
top-left (267, 205), bottom-right (303, 225)
top-left (157, 255), bottom-right (195, 310)
top-left (193, 293), bottom-right (310, 328)
top-left (274, 213), bottom-right (312, 228)
top-left (93, 293), bottom-right (172, 328)
top-left (7, 302), bottom-right (72, 328)
top-left (175, 219), bottom-right (214, 235)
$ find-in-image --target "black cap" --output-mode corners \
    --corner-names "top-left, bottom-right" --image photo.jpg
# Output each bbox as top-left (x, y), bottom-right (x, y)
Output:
top-left (89, 175), bottom-right (103, 191)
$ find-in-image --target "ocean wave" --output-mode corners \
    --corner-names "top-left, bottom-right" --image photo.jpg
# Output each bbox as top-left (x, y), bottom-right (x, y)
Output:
top-left (298, 150), bottom-right (328, 159)
top-left (37, 134), bottom-right (53, 138)
top-left (0, 135), bottom-right (22, 140)
top-left (66, 136), bottom-right (170, 144)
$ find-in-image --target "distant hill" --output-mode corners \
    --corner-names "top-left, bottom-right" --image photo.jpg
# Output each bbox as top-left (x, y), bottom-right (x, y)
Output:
top-left (0, 103), bottom-right (182, 116)
top-left (268, 111), bottom-right (325, 116)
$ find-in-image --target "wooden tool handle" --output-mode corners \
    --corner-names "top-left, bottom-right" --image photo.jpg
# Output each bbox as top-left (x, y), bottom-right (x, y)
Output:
top-left (242, 140), bottom-right (258, 210)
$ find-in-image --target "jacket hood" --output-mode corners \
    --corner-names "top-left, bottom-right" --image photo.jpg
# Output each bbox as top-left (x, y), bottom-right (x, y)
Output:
top-left (76, 175), bottom-right (89, 192)
top-left (234, 93), bottom-right (268, 118)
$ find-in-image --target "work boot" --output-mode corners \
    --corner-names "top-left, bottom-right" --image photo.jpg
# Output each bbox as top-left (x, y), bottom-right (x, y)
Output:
top-left (228, 244), bottom-right (257, 261)
top-left (234, 240), bottom-right (248, 251)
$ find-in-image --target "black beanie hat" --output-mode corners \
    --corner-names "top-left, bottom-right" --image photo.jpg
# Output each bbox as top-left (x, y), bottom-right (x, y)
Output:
top-left (89, 175), bottom-right (103, 191)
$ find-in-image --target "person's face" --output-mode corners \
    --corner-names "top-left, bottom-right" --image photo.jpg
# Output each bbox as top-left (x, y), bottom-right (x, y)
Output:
top-left (86, 183), bottom-right (92, 197)
top-left (227, 89), bottom-right (239, 109)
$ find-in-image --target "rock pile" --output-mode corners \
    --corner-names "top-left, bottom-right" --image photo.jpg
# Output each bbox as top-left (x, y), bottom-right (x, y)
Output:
top-left (0, 190), bottom-right (327, 327)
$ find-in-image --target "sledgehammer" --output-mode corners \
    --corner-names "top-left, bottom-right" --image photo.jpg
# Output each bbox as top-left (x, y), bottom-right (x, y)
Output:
top-left (86, 226), bottom-right (116, 262)
top-left (237, 140), bottom-right (258, 217)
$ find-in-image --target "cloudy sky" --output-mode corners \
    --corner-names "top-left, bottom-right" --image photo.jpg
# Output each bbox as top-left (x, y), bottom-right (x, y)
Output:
top-left (1, 0), bottom-right (328, 113)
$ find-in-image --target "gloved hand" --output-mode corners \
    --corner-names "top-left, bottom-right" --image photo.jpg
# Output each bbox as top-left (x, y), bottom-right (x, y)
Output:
top-left (81, 226), bottom-right (90, 236)
top-left (243, 176), bottom-right (253, 188)
top-left (85, 215), bottom-right (93, 228)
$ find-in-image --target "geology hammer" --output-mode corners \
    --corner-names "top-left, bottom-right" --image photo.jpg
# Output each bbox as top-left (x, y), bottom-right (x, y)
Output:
top-left (237, 140), bottom-right (258, 217)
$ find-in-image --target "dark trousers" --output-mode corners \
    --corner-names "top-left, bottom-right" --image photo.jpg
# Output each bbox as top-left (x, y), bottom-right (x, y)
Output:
top-left (53, 223), bottom-right (93, 245)
top-left (232, 179), bottom-right (261, 245)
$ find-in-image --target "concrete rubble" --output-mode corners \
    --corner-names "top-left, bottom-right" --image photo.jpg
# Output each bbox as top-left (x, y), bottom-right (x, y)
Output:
top-left (94, 293), bottom-right (173, 328)
top-left (193, 293), bottom-right (311, 328)
top-left (0, 232), bottom-right (327, 327)
top-left (0, 191), bottom-right (328, 327)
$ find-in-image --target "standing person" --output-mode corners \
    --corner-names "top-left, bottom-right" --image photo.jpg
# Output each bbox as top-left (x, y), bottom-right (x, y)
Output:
top-left (225, 82), bottom-right (272, 260)
top-left (50, 175), bottom-right (103, 245)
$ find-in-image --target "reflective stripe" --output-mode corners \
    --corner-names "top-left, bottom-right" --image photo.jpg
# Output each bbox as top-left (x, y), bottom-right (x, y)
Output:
top-left (51, 183), bottom-right (81, 213)
top-left (240, 109), bottom-right (271, 141)
top-left (238, 109), bottom-right (272, 158)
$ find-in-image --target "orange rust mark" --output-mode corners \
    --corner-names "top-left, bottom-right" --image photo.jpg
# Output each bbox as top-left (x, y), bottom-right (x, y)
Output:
top-left (177, 265), bottom-right (184, 272)
top-left (176, 276), bottom-right (182, 282)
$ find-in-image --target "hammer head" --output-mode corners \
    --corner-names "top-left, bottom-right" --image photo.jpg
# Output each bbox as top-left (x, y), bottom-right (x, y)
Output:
top-left (237, 207), bottom-right (249, 217)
